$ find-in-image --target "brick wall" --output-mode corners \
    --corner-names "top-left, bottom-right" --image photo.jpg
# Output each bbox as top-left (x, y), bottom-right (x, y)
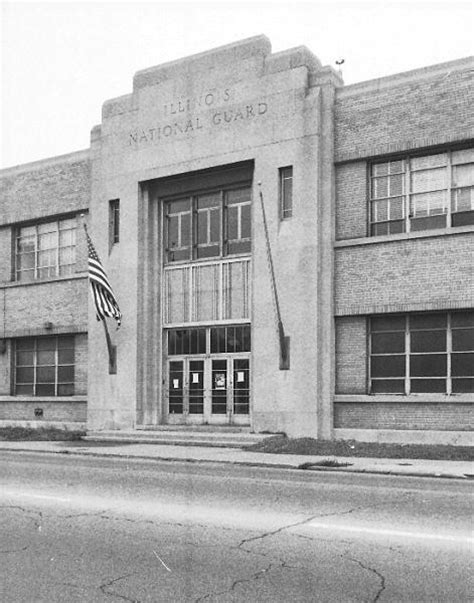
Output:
top-left (335, 58), bottom-right (474, 162)
top-left (335, 162), bottom-right (367, 240)
top-left (2, 278), bottom-right (88, 337)
top-left (0, 152), bottom-right (90, 225)
top-left (335, 316), bottom-right (367, 394)
top-left (0, 401), bottom-right (87, 422)
top-left (334, 403), bottom-right (473, 431)
top-left (335, 232), bottom-right (474, 316)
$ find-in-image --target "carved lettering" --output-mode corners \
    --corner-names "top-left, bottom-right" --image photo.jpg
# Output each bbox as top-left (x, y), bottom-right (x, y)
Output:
top-left (128, 98), bottom-right (268, 147)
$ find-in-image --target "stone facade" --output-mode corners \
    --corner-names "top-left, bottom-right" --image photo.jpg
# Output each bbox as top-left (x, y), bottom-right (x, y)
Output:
top-left (0, 37), bottom-right (472, 443)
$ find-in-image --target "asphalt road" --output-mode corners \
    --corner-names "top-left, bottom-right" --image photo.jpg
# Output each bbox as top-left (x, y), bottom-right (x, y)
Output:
top-left (0, 452), bottom-right (472, 602)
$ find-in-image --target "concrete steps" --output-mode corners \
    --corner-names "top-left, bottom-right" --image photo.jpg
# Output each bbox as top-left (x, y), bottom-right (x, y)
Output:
top-left (84, 427), bottom-right (271, 449)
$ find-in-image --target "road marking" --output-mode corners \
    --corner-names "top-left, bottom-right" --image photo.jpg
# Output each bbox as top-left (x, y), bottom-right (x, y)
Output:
top-left (2, 490), bottom-right (71, 503)
top-left (153, 550), bottom-right (171, 572)
top-left (306, 522), bottom-right (473, 544)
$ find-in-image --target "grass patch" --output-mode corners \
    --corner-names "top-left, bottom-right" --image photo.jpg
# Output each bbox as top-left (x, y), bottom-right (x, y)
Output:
top-left (0, 427), bottom-right (85, 441)
top-left (245, 435), bottom-right (474, 461)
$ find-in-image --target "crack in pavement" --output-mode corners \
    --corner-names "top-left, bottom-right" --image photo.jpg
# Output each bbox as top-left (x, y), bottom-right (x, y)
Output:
top-left (237, 504), bottom-right (377, 551)
top-left (0, 546), bottom-right (29, 554)
top-left (344, 555), bottom-right (386, 603)
top-left (98, 572), bottom-right (139, 603)
top-left (0, 505), bottom-right (43, 529)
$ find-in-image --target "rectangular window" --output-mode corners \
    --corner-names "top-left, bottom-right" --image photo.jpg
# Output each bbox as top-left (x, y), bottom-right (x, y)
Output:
top-left (370, 312), bottom-right (474, 394)
top-left (279, 166), bottom-right (293, 219)
top-left (167, 325), bottom-right (251, 355)
top-left (16, 217), bottom-right (77, 282)
top-left (370, 148), bottom-right (474, 235)
top-left (14, 336), bottom-right (75, 396)
top-left (109, 199), bottom-right (120, 246)
top-left (164, 185), bottom-right (251, 263)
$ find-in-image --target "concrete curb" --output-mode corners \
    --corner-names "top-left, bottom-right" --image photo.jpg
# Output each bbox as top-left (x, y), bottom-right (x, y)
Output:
top-left (0, 443), bottom-right (472, 480)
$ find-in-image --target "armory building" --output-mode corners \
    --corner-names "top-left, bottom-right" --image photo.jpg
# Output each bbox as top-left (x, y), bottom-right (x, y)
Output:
top-left (1, 36), bottom-right (473, 444)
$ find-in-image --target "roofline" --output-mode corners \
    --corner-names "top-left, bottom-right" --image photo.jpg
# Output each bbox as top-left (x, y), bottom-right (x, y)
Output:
top-left (0, 149), bottom-right (90, 176)
top-left (339, 56), bottom-right (474, 97)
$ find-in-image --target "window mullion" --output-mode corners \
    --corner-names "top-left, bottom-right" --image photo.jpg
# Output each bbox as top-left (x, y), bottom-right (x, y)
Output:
top-left (55, 337), bottom-right (59, 396)
top-left (447, 313), bottom-right (452, 395)
top-left (221, 191), bottom-right (225, 257)
top-left (447, 151), bottom-right (453, 228)
top-left (34, 339), bottom-right (37, 396)
top-left (405, 158), bottom-right (411, 233)
top-left (56, 222), bottom-right (60, 277)
top-left (405, 316), bottom-right (410, 394)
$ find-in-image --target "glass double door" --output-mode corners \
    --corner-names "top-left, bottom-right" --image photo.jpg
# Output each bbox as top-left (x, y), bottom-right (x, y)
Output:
top-left (166, 356), bottom-right (250, 425)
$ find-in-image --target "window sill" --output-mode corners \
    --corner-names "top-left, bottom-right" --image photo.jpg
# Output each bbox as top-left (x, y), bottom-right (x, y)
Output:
top-left (1, 272), bottom-right (87, 289)
top-left (0, 396), bottom-right (87, 403)
top-left (335, 394), bottom-right (473, 404)
top-left (335, 224), bottom-right (474, 248)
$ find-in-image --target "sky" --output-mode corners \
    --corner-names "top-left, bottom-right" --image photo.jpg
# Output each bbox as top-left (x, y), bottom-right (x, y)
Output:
top-left (1, 0), bottom-right (473, 169)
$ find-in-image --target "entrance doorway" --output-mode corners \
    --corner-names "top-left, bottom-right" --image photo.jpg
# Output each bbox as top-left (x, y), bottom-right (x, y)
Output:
top-left (166, 356), bottom-right (250, 425)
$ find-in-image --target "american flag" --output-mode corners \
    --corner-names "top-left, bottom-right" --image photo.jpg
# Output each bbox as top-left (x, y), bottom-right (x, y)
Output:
top-left (85, 226), bottom-right (122, 327)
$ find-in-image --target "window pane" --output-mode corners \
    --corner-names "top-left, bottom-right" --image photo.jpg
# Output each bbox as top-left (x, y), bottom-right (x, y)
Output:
top-left (410, 354), bottom-right (447, 377)
top-left (410, 379), bottom-right (446, 393)
top-left (241, 203), bottom-right (251, 239)
top-left (36, 366), bottom-right (56, 382)
top-left (411, 330), bottom-right (446, 353)
top-left (58, 336), bottom-right (74, 349)
top-left (226, 188), bottom-right (251, 204)
top-left (371, 316), bottom-right (405, 332)
top-left (17, 252), bottom-right (36, 271)
top-left (390, 197), bottom-right (404, 220)
top-left (210, 209), bottom-right (221, 242)
top-left (371, 177), bottom-right (388, 199)
top-left (410, 192), bottom-right (447, 216)
top-left (411, 153), bottom-right (447, 171)
top-left (197, 211), bottom-right (208, 244)
top-left (372, 199), bottom-right (388, 222)
top-left (451, 312), bottom-right (474, 328)
top-left (371, 355), bottom-right (405, 378)
top-left (371, 332), bottom-right (405, 354)
top-left (452, 163), bottom-right (474, 187)
top-left (16, 351), bottom-right (34, 366)
top-left (452, 149), bottom-right (474, 165)
top-left (410, 314), bottom-right (447, 329)
top-left (452, 329), bottom-right (474, 352)
top-left (16, 339), bottom-right (34, 351)
top-left (452, 210), bottom-right (474, 226)
top-left (452, 378), bottom-right (474, 393)
top-left (37, 337), bottom-right (56, 351)
top-left (58, 348), bottom-right (75, 364)
top-left (411, 167), bottom-right (447, 193)
top-left (58, 384), bottom-right (74, 396)
top-left (36, 384), bottom-right (55, 396)
top-left (37, 350), bottom-right (55, 365)
top-left (168, 199), bottom-right (189, 214)
top-left (16, 367), bottom-right (34, 383)
top-left (372, 162), bottom-right (389, 177)
top-left (181, 213), bottom-right (191, 248)
top-left (451, 353), bottom-right (474, 377)
top-left (197, 193), bottom-right (219, 210)
top-left (58, 366), bottom-right (74, 382)
top-left (227, 206), bottom-right (239, 240)
top-left (371, 379), bottom-right (405, 394)
top-left (210, 327), bottom-right (226, 353)
top-left (167, 215), bottom-right (180, 248)
top-left (15, 384), bottom-right (34, 395)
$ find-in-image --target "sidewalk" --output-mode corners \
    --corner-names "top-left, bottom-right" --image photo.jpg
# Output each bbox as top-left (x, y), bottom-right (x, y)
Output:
top-left (0, 440), bottom-right (472, 479)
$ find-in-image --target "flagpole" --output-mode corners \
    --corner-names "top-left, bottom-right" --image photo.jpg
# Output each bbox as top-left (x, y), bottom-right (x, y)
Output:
top-left (258, 182), bottom-right (290, 370)
top-left (102, 318), bottom-right (117, 374)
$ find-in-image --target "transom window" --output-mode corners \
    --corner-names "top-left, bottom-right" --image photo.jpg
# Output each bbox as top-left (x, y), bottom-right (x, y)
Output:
top-left (15, 336), bottom-right (75, 396)
top-left (370, 312), bottom-right (474, 394)
top-left (370, 148), bottom-right (474, 235)
top-left (164, 186), bottom-right (251, 263)
top-left (16, 217), bottom-right (77, 281)
top-left (167, 325), bottom-right (251, 355)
